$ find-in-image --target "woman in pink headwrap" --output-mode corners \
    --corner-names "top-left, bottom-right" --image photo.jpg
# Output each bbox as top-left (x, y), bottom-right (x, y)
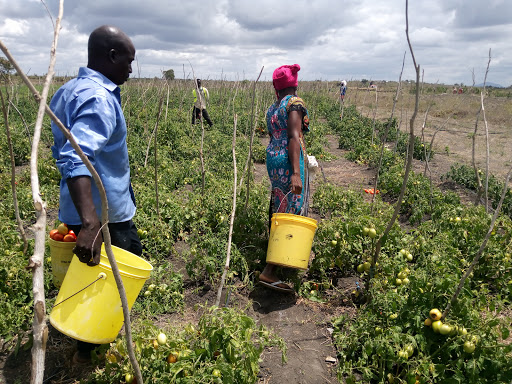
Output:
top-left (258, 64), bottom-right (310, 292)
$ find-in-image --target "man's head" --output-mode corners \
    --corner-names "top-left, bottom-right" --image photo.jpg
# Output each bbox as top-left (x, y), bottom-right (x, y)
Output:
top-left (87, 25), bottom-right (135, 85)
top-left (196, 79), bottom-right (201, 88)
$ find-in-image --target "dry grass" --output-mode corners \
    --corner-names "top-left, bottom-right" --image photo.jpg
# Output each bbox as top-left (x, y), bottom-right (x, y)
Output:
top-left (344, 81), bottom-right (512, 178)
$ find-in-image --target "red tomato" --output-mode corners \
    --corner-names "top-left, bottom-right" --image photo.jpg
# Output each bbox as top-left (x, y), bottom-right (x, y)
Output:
top-left (49, 229), bottom-right (59, 240)
top-left (63, 234), bottom-right (76, 242)
top-left (68, 229), bottom-right (76, 237)
top-left (53, 233), bottom-right (64, 242)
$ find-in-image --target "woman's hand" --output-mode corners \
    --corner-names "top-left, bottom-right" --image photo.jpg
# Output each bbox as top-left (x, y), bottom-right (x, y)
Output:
top-left (290, 173), bottom-right (302, 194)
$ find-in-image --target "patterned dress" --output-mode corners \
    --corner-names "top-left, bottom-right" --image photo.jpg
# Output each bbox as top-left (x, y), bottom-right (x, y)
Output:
top-left (266, 95), bottom-right (310, 216)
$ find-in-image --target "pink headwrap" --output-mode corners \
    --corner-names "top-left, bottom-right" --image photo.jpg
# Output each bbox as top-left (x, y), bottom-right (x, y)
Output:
top-left (272, 64), bottom-right (300, 91)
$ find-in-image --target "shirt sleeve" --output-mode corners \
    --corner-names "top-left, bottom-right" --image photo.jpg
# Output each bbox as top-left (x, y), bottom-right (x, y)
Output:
top-left (286, 96), bottom-right (310, 133)
top-left (56, 93), bottom-right (117, 179)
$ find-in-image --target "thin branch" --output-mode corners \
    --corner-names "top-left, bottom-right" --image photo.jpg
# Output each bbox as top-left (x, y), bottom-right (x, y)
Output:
top-left (369, 0), bottom-right (420, 287)
top-left (470, 50), bottom-right (491, 207)
top-left (0, 86), bottom-right (28, 253)
top-left (482, 49), bottom-right (491, 212)
top-left (215, 114), bottom-right (238, 307)
top-left (244, 66), bottom-right (264, 210)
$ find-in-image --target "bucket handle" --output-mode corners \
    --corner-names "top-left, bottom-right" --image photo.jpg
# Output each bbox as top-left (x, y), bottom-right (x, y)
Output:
top-left (276, 190), bottom-right (294, 214)
top-left (52, 272), bottom-right (107, 308)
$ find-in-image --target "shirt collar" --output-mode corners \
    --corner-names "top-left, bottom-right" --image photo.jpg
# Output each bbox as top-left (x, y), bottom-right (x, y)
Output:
top-left (78, 67), bottom-right (119, 93)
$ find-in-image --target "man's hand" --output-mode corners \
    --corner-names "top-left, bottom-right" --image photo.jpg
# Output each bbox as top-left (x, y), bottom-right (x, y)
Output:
top-left (74, 223), bottom-right (102, 265)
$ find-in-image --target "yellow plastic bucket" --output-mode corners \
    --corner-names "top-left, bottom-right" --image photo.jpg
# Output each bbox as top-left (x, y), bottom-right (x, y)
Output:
top-left (49, 244), bottom-right (152, 344)
top-left (266, 213), bottom-right (318, 270)
top-left (48, 238), bottom-right (75, 288)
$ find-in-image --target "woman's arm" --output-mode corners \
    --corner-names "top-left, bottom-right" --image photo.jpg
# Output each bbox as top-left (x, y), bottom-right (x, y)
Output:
top-left (287, 109), bottom-right (303, 195)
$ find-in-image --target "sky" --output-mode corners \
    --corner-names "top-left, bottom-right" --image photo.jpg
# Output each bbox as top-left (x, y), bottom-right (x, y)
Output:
top-left (1, 0), bottom-right (511, 87)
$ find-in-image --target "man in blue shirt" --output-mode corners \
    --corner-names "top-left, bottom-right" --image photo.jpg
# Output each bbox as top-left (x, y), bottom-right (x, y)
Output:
top-left (50, 25), bottom-right (141, 363)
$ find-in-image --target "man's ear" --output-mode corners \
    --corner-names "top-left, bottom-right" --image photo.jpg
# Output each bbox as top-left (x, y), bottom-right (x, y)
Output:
top-left (108, 48), bottom-right (117, 63)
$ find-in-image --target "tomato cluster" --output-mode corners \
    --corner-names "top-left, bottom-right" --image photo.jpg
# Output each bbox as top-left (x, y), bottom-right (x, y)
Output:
top-left (364, 188), bottom-right (380, 195)
top-left (49, 223), bottom-right (76, 242)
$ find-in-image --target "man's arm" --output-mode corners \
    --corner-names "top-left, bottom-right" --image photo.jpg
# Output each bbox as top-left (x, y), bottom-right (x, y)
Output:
top-left (67, 176), bottom-right (102, 265)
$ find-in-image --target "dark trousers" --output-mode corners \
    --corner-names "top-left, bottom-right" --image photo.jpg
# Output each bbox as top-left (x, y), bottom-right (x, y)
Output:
top-left (192, 106), bottom-right (213, 126)
top-left (67, 220), bottom-right (143, 356)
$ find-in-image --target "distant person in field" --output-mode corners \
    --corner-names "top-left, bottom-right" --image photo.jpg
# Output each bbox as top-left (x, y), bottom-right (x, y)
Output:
top-left (192, 78), bottom-right (213, 127)
top-left (50, 25), bottom-right (143, 364)
top-left (340, 80), bottom-right (347, 101)
top-left (258, 64), bottom-right (311, 293)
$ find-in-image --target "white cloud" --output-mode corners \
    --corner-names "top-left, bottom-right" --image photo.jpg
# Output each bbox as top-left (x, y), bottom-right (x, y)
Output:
top-left (0, 19), bottom-right (29, 36)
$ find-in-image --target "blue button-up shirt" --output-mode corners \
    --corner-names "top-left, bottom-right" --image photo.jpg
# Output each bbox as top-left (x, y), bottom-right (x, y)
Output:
top-left (50, 67), bottom-right (136, 225)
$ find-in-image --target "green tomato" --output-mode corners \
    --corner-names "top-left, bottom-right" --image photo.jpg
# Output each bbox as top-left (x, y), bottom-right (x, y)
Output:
top-left (125, 373), bottom-right (134, 383)
top-left (389, 313), bottom-right (398, 320)
top-left (148, 284), bottom-right (156, 292)
top-left (405, 345), bottom-right (414, 357)
top-left (432, 320), bottom-right (443, 333)
top-left (439, 323), bottom-right (452, 336)
top-left (357, 264), bottom-right (364, 273)
top-left (399, 249), bottom-right (407, 255)
top-left (397, 271), bottom-right (406, 280)
top-left (363, 262), bottom-right (371, 272)
top-left (368, 228), bottom-right (377, 238)
top-left (331, 240), bottom-right (338, 246)
top-left (157, 332), bottom-right (167, 345)
top-left (212, 369), bottom-right (221, 378)
top-left (402, 277), bottom-right (410, 285)
top-left (395, 278), bottom-right (403, 286)
top-left (463, 341), bottom-right (475, 353)
top-left (406, 253), bottom-right (413, 261)
top-left (144, 290), bottom-right (151, 297)
top-left (375, 326), bottom-right (383, 334)
top-left (362, 227), bottom-right (370, 236)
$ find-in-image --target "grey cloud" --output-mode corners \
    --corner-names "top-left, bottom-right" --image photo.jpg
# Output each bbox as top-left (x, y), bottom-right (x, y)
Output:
top-left (0, 0), bottom-right (45, 18)
top-left (2, 0), bottom-right (512, 86)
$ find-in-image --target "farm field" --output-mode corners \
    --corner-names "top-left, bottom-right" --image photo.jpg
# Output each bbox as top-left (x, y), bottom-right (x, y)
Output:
top-left (0, 77), bottom-right (512, 384)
